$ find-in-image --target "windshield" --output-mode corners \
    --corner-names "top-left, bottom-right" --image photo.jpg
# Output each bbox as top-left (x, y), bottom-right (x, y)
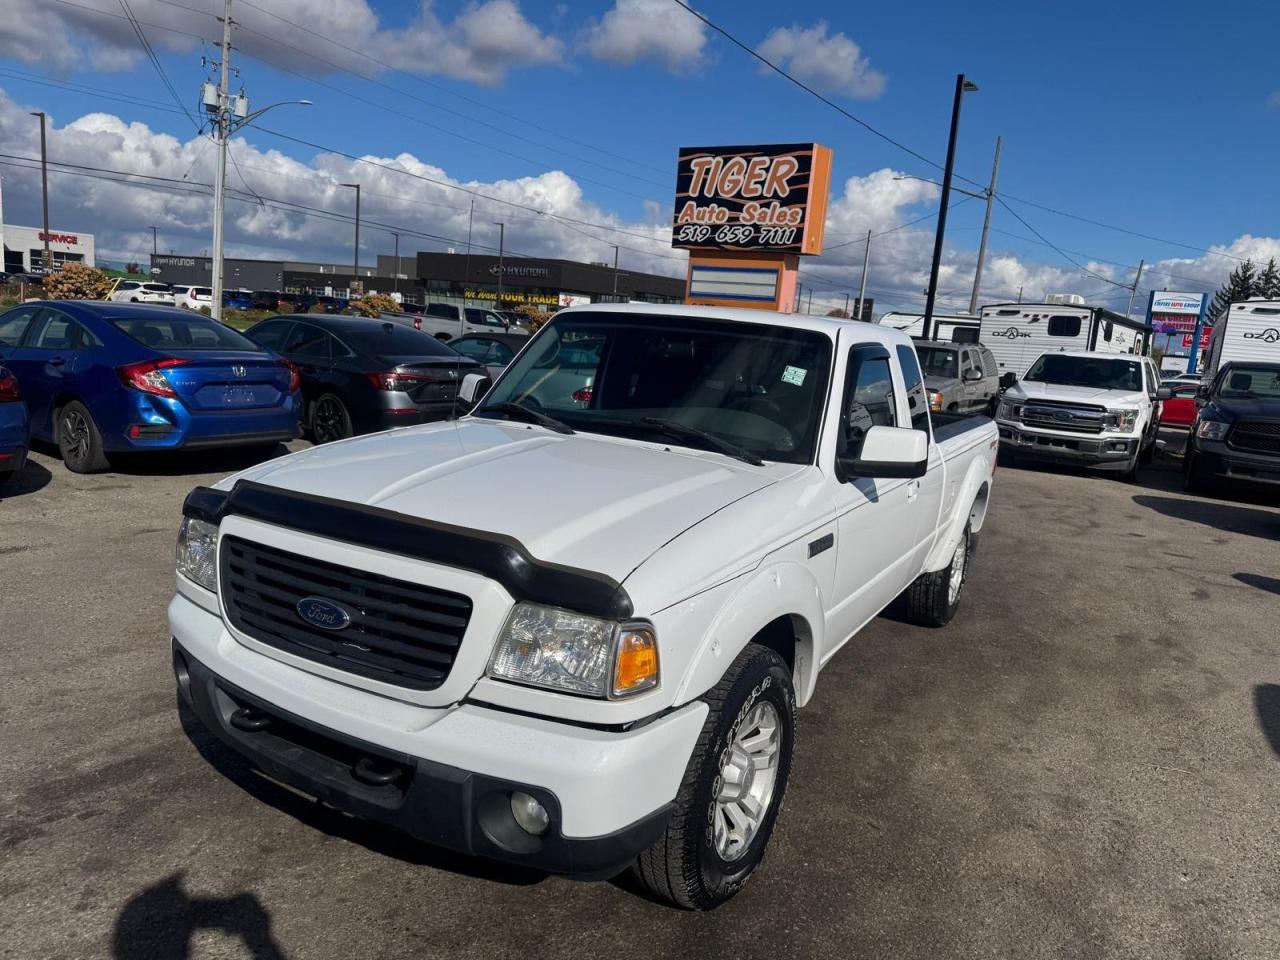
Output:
top-left (916, 346), bottom-right (958, 379)
top-left (478, 311), bottom-right (833, 464)
top-left (110, 315), bottom-right (264, 352)
top-left (343, 323), bottom-right (458, 357)
top-left (1023, 354), bottom-right (1142, 391)
top-left (1219, 365), bottom-right (1280, 399)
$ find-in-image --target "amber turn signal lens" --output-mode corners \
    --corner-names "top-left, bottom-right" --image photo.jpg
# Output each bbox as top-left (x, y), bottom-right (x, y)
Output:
top-left (612, 626), bottom-right (659, 697)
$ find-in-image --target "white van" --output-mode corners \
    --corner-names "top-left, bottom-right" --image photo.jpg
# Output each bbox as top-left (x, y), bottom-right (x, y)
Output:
top-left (1201, 299), bottom-right (1280, 379)
top-left (879, 311), bottom-right (981, 344)
top-left (979, 302), bottom-right (1150, 380)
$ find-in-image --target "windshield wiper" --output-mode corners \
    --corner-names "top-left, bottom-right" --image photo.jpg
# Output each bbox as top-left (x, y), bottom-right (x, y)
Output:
top-left (477, 401), bottom-right (574, 435)
top-left (635, 417), bottom-right (764, 466)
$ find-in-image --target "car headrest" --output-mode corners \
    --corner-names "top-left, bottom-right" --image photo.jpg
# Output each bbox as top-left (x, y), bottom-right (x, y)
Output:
top-left (1229, 373), bottom-right (1252, 391)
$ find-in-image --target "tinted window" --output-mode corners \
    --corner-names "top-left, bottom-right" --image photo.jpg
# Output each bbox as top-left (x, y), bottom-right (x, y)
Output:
top-left (1048, 315), bottom-right (1082, 337)
top-left (426, 304), bottom-right (458, 320)
top-left (916, 346), bottom-right (958, 379)
top-left (110, 315), bottom-right (264, 351)
top-left (0, 306), bottom-right (41, 346)
top-left (896, 345), bottom-right (931, 432)
top-left (33, 312), bottom-right (77, 349)
top-left (451, 337), bottom-right (497, 362)
top-left (117, 281), bottom-right (139, 291)
top-left (285, 324), bottom-right (332, 359)
top-left (961, 350), bottom-right (979, 378)
top-left (842, 355), bottom-right (896, 459)
top-left (465, 308), bottom-right (506, 328)
top-left (1219, 366), bottom-right (1280, 400)
top-left (342, 323), bottom-right (458, 358)
top-left (1173, 385), bottom-right (1199, 398)
top-left (951, 327), bottom-right (979, 344)
top-left (247, 320), bottom-right (293, 350)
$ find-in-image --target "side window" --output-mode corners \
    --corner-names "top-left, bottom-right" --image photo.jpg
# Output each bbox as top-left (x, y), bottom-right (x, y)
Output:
top-left (1048, 315), bottom-right (1082, 337)
top-left (248, 321), bottom-right (293, 350)
top-left (492, 342), bottom-right (516, 364)
top-left (1146, 362), bottom-right (1159, 397)
top-left (452, 338), bottom-right (494, 362)
top-left (285, 324), bottom-right (331, 360)
top-left (841, 352), bottom-right (897, 459)
top-left (33, 312), bottom-right (76, 350)
top-left (960, 349), bottom-right (978, 379)
top-left (895, 345), bottom-right (930, 433)
top-left (0, 306), bottom-right (42, 346)
top-left (426, 304), bottom-right (455, 320)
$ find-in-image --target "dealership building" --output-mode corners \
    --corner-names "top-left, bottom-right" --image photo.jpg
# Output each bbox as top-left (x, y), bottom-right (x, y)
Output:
top-left (149, 251), bottom-right (685, 308)
top-left (1, 222), bottom-right (96, 274)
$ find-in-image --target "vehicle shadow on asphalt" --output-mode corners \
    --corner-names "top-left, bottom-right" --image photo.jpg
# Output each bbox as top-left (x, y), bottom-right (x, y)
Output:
top-left (1233, 572), bottom-right (1280, 596)
top-left (0, 458), bottom-right (52, 499)
top-left (107, 442), bottom-right (296, 477)
top-left (177, 703), bottom-right (547, 888)
top-left (1131, 495), bottom-right (1280, 540)
top-left (112, 873), bottom-right (287, 960)
top-left (1253, 685), bottom-right (1280, 757)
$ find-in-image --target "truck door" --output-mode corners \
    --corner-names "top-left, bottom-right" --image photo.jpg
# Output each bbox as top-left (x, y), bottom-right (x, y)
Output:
top-left (826, 342), bottom-right (920, 646)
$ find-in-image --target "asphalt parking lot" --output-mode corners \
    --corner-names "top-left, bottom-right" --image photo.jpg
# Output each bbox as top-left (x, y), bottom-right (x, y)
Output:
top-left (2, 433), bottom-right (1279, 960)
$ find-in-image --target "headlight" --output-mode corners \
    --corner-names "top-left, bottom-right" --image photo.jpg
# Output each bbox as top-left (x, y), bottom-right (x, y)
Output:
top-left (488, 603), bottom-right (659, 699)
top-left (996, 400), bottom-right (1020, 420)
top-left (1107, 408), bottom-right (1139, 432)
top-left (928, 391), bottom-right (944, 412)
top-left (1196, 419), bottom-right (1230, 440)
top-left (176, 517), bottom-right (219, 592)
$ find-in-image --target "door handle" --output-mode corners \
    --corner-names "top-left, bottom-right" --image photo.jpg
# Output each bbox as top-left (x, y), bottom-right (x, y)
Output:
top-left (48, 356), bottom-right (66, 367)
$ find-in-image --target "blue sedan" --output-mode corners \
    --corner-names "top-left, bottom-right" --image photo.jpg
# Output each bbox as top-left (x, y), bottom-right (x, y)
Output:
top-left (0, 364), bottom-right (29, 486)
top-left (0, 301), bottom-right (303, 473)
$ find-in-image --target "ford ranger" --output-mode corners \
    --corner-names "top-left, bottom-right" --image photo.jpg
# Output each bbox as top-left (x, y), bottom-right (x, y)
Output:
top-left (995, 350), bottom-right (1170, 480)
top-left (169, 304), bottom-right (998, 909)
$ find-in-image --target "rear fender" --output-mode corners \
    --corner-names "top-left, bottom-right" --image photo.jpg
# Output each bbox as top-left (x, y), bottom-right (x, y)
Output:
top-left (674, 560), bottom-right (825, 709)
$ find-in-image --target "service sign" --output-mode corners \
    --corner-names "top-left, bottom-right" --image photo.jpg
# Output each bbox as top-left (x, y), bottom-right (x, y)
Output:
top-left (672, 143), bottom-right (832, 255)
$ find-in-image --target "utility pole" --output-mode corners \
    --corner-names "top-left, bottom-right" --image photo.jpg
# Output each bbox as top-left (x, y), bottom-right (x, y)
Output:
top-left (209, 0), bottom-right (232, 320)
top-left (924, 73), bottom-right (979, 340)
top-left (857, 229), bottom-right (871, 320)
top-left (795, 282), bottom-right (803, 313)
top-left (612, 245), bottom-right (620, 297)
top-left (494, 222), bottom-right (505, 307)
top-left (391, 231), bottom-right (400, 295)
top-left (339, 182), bottom-right (360, 288)
top-left (1125, 259), bottom-right (1145, 317)
top-left (30, 111), bottom-right (50, 274)
top-left (968, 135), bottom-right (1002, 315)
top-left (151, 226), bottom-right (158, 258)
top-left (843, 292), bottom-right (850, 317)
top-left (805, 288), bottom-right (813, 314)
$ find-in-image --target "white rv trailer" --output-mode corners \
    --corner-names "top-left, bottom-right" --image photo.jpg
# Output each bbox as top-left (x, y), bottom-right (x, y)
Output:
top-left (878, 310), bottom-right (981, 343)
top-left (1201, 299), bottom-right (1280, 379)
top-left (979, 302), bottom-right (1151, 380)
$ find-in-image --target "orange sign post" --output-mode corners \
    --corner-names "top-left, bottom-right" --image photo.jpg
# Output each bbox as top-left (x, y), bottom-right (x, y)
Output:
top-left (672, 143), bottom-right (833, 313)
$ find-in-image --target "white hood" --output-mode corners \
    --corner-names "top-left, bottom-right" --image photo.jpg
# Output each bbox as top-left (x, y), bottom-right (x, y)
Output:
top-left (221, 419), bottom-right (789, 583)
top-left (1008, 381), bottom-right (1145, 407)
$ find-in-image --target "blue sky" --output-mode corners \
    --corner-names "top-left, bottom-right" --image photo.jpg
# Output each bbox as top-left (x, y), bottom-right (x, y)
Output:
top-left (0, 0), bottom-right (1277, 314)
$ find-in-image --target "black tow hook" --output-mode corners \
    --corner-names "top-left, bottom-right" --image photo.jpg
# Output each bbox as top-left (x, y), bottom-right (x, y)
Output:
top-left (353, 756), bottom-right (402, 786)
top-left (229, 707), bottom-right (272, 732)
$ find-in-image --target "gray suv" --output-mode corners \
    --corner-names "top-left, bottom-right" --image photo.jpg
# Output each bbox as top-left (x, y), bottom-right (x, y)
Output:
top-left (915, 340), bottom-right (1000, 415)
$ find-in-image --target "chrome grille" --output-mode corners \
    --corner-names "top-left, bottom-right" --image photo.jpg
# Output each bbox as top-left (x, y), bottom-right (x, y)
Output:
top-left (1018, 400), bottom-right (1108, 435)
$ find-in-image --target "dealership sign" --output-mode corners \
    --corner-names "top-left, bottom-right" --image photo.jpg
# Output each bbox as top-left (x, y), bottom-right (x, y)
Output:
top-left (672, 143), bottom-right (832, 255)
top-left (39, 232), bottom-right (78, 245)
top-left (1182, 330), bottom-right (1212, 349)
top-left (1150, 291), bottom-right (1205, 330)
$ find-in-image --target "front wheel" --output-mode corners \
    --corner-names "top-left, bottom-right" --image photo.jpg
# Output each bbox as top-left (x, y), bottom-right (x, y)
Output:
top-left (1184, 448), bottom-right (1210, 494)
top-left (632, 644), bottom-right (795, 910)
top-left (903, 522), bottom-right (974, 627)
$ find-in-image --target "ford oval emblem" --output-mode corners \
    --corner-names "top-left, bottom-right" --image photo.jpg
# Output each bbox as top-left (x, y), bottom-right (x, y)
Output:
top-left (295, 596), bottom-right (352, 630)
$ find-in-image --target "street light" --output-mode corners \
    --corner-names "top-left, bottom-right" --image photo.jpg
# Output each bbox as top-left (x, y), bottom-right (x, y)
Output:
top-left (30, 112), bottom-right (50, 275)
top-left (340, 182), bottom-right (361, 290)
top-left (493, 222), bottom-right (505, 307)
top-left (922, 74), bottom-right (978, 340)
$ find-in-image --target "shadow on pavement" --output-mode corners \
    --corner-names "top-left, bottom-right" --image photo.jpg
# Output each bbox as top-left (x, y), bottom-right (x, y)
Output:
top-left (107, 442), bottom-right (298, 477)
top-left (0, 458), bottom-right (52, 499)
top-left (1131, 495), bottom-right (1280, 540)
top-left (1233, 573), bottom-right (1280, 596)
top-left (112, 873), bottom-right (287, 960)
top-left (178, 703), bottom-right (545, 888)
top-left (1253, 685), bottom-right (1280, 758)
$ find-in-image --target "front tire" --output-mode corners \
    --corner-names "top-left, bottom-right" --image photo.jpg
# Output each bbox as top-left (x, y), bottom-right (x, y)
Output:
top-left (903, 522), bottom-right (973, 627)
top-left (632, 644), bottom-right (795, 910)
top-left (1184, 447), bottom-right (1210, 494)
top-left (309, 394), bottom-right (353, 444)
top-left (57, 401), bottom-right (111, 474)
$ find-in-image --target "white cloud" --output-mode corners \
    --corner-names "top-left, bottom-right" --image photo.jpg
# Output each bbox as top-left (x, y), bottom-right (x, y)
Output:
top-left (756, 22), bottom-right (886, 100)
top-left (0, 0), bottom-right (564, 86)
top-left (581, 0), bottom-right (709, 71)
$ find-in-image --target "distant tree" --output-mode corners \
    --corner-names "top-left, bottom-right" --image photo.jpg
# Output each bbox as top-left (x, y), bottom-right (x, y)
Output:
top-left (826, 308), bottom-right (851, 318)
top-left (348, 292), bottom-right (399, 317)
top-left (1257, 258), bottom-right (1280, 300)
top-left (1209, 259), bottom-right (1258, 319)
top-left (43, 263), bottom-right (114, 300)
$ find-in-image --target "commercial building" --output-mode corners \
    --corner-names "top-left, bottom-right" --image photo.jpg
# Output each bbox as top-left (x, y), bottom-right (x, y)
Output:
top-left (1, 222), bottom-right (96, 274)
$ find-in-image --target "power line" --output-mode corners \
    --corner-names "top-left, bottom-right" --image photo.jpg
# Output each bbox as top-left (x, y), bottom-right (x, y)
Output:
top-left (117, 0), bottom-right (201, 131)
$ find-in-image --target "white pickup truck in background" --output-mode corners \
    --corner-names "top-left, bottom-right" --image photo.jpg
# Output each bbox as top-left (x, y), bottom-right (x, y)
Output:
top-left (170, 304), bottom-right (998, 909)
top-left (995, 350), bottom-right (1170, 480)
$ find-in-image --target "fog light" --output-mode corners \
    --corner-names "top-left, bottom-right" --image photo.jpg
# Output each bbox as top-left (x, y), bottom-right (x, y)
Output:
top-left (510, 791), bottom-right (550, 836)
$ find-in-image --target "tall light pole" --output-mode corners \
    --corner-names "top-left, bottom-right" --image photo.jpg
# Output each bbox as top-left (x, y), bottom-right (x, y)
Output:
top-left (391, 231), bottom-right (400, 295)
top-left (30, 111), bottom-right (50, 274)
top-left (340, 183), bottom-right (361, 290)
top-left (493, 222), bottom-right (505, 307)
top-left (856, 228), bottom-right (871, 320)
top-left (923, 73), bottom-right (979, 340)
top-left (151, 226), bottom-right (158, 258)
top-left (612, 245), bottom-right (620, 297)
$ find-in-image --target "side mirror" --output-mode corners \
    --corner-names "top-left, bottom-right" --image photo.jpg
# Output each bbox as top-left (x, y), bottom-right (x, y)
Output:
top-left (999, 372), bottom-right (1017, 390)
top-left (1155, 386), bottom-right (1173, 400)
top-left (964, 369), bottom-right (983, 382)
top-left (838, 425), bottom-right (929, 480)
top-left (458, 372), bottom-right (492, 406)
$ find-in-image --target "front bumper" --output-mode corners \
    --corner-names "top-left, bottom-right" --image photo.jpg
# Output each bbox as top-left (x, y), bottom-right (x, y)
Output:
top-left (1190, 438), bottom-right (1280, 486)
top-left (169, 593), bottom-right (706, 877)
top-left (998, 421), bottom-right (1137, 469)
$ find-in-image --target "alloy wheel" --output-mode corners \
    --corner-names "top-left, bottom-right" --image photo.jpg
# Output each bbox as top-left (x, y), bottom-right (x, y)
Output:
top-left (60, 409), bottom-right (90, 465)
top-left (713, 700), bottom-right (782, 862)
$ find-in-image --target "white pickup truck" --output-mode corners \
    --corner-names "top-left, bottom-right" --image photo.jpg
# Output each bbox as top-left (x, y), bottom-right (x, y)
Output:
top-left (995, 350), bottom-right (1170, 480)
top-left (170, 304), bottom-right (998, 909)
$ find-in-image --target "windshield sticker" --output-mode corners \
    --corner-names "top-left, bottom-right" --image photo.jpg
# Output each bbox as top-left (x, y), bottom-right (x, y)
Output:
top-left (782, 365), bottom-right (807, 386)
